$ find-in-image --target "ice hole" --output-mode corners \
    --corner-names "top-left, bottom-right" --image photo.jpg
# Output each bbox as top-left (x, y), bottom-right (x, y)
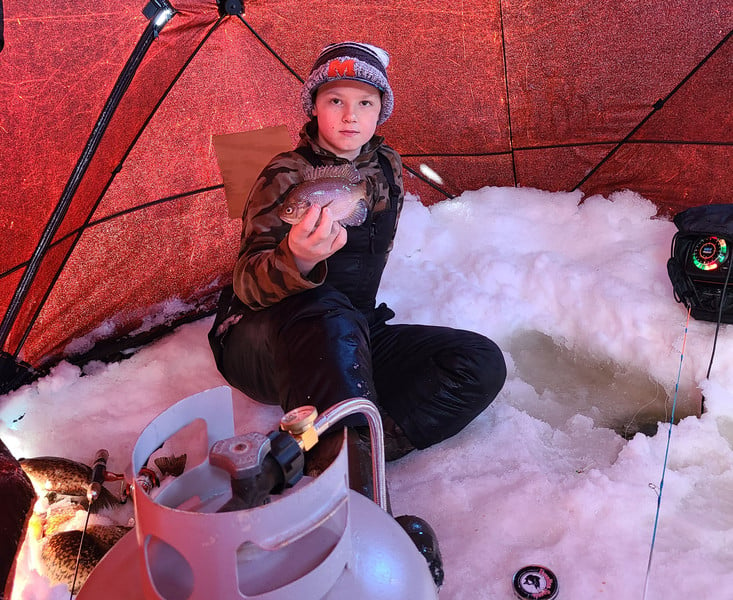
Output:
top-left (506, 330), bottom-right (701, 438)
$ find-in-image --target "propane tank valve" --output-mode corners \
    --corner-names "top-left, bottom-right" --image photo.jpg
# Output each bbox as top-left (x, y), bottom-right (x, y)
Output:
top-left (280, 405), bottom-right (319, 450)
top-left (209, 430), bottom-right (305, 511)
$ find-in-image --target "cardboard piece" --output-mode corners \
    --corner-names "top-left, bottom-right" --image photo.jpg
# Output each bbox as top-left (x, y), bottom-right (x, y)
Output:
top-left (212, 125), bottom-right (293, 219)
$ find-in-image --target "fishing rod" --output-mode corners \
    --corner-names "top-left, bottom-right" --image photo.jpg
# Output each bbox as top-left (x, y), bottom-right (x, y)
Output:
top-left (644, 223), bottom-right (733, 597)
top-left (641, 307), bottom-right (690, 600)
top-left (69, 449), bottom-right (109, 599)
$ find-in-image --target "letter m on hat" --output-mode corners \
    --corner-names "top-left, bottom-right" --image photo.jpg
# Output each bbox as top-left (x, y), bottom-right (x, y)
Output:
top-left (328, 59), bottom-right (356, 78)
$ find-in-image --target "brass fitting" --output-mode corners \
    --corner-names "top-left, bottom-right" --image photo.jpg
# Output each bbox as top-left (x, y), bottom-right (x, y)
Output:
top-left (280, 406), bottom-right (319, 451)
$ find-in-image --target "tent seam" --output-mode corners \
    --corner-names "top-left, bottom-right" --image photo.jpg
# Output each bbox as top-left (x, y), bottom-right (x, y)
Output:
top-left (573, 28), bottom-right (733, 192)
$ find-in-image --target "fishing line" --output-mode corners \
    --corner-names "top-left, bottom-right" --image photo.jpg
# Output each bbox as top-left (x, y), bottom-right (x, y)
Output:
top-left (642, 307), bottom-right (690, 600)
top-left (69, 508), bottom-right (92, 599)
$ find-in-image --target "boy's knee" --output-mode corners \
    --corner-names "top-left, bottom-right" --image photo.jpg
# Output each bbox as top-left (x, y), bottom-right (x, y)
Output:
top-left (399, 334), bottom-right (506, 450)
top-left (276, 288), bottom-right (369, 353)
top-left (278, 286), bottom-right (366, 330)
top-left (439, 333), bottom-right (506, 406)
top-left (473, 337), bottom-right (507, 402)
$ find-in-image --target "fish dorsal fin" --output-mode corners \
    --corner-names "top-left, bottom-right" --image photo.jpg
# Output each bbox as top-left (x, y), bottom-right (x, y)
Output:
top-left (302, 164), bottom-right (361, 184)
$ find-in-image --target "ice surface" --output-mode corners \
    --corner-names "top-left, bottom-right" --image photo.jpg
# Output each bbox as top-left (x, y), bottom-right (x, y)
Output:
top-left (3, 187), bottom-right (733, 599)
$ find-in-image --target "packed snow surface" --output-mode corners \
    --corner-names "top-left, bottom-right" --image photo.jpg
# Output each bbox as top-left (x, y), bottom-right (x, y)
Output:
top-left (3, 187), bottom-right (733, 599)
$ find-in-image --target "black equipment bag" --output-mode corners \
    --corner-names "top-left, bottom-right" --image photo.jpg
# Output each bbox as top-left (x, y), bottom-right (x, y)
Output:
top-left (667, 204), bottom-right (733, 323)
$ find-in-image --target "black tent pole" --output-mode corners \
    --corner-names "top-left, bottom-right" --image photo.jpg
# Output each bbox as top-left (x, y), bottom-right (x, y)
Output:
top-left (0, 0), bottom-right (5, 53)
top-left (574, 28), bottom-right (732, 193)
top-left (0, 1), bottom-right (176, 392)
top-left (10, 16), bottom-right (228, 368)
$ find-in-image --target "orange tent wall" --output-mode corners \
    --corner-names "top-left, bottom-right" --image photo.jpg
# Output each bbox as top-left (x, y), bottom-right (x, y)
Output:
top-left (0, 0), bottom-right (731, 373)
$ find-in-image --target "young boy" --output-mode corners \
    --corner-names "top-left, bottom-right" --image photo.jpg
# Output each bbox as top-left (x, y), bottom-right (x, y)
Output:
top-left (210, 42), bottom-right (507, 586)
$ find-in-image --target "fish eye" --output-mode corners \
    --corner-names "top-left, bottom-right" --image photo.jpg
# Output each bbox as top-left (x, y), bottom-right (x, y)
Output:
top-left (285, 207), bottom-right (293, 214)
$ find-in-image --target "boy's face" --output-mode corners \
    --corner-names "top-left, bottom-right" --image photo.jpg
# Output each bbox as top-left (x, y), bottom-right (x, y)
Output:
top-left (312, 80), bottom-right (382, 161)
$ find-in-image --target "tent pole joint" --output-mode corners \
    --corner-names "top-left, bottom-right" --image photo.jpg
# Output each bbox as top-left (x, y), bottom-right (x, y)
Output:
top-left (142, 0), bottom-right (176, 35)
top-left (218, 0), bottom-right (244, 16)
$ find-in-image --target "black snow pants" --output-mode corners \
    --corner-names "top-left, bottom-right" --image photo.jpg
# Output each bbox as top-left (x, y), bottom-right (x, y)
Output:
top-left (212, 284), bottom-right (506, 450)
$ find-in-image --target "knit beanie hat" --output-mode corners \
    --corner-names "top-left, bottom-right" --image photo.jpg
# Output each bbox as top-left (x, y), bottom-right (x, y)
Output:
top-left (301, 42), bottom-right (394, 125)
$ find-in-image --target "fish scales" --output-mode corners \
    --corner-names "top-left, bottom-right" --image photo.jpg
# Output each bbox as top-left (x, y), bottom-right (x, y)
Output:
top-left (41, 525), bottom-right (132, 593)
top-left (20, 456), bottom-right (93, 497)
top-left (278, 163), bottom-right (369, 227)
top-left (20, 456), bottom-right (119, 510)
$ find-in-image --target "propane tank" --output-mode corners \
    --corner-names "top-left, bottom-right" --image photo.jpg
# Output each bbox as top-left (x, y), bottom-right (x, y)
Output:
top-left (78, 386), bottom-right (437, 599)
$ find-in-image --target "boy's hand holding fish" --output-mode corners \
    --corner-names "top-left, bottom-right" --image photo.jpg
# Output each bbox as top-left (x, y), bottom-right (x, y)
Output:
top-left (287, 204), bottom-right (347, 276)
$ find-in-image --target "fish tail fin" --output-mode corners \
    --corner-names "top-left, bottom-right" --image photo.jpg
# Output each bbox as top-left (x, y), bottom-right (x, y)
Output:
top-left (340, 200), bottom-right (369, 227)
top-left (89, 486), bottom-right (120, 512)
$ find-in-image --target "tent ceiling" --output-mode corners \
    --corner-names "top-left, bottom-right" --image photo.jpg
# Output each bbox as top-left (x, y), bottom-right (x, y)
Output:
top-left (0, 0), bottom-right (730, 379)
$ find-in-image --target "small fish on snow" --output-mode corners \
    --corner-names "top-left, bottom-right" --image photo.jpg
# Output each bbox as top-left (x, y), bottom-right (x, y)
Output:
top-left (41, 524), bottom-right (132, 593)
top-left (278, 164), bottom-right (369, 226)
top-left (20, 455), bottom-right (119, 511)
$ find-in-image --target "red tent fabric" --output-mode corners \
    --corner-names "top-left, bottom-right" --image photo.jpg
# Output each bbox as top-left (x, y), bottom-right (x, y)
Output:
top-left (0, 0), bottom-right (731, 382)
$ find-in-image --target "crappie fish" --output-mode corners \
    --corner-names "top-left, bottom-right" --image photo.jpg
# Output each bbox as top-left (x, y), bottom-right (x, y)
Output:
top-left (20, 455), bottom-right (119, 510)
top-left (278, 164), bottom-right (368, 226)
top-left (41, 525), bottom-right (132, 594)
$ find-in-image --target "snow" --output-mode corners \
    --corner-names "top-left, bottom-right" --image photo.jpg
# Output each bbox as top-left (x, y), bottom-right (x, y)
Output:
top-left (3, 186), bottom-right (733, 599)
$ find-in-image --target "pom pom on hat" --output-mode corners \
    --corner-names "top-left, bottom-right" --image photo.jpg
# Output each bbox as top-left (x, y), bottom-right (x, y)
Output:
top-left (301, 42), bottom-right (394, 125)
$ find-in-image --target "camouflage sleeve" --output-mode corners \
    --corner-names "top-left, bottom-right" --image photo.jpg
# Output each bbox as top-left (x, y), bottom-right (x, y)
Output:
top-left (232, 151), bottom-right (327, 310)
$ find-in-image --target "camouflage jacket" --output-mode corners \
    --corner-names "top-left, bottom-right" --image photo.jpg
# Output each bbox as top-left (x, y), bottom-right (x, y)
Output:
top-left (233, 120), bottom-right (404, 310)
